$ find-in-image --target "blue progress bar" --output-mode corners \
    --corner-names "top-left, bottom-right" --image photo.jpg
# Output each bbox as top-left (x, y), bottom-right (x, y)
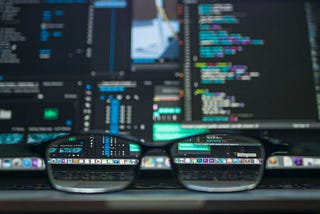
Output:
top-left (110, 98), bottom-right (120, 134)
top-left (104, 136), bottom-right (110, 156)
top-left (99, 86), bottom-right (125, 92)
top-left (94, 0), bottom-right (127, 8)
top-left (133, 58), bottom-right (156, 63)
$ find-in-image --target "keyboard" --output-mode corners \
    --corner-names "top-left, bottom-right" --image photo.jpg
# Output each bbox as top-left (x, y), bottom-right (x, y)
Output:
top-left (178, 169), bottom-right (259, 181)
top-left (52, 170), bottom-right (134, 181)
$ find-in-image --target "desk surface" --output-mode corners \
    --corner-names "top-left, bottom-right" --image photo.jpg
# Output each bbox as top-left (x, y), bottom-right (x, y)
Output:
top-left (0, 189), bottom-right (320, 213)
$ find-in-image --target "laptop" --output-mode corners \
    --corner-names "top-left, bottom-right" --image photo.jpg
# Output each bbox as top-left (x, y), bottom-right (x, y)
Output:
top-left (0, 0), bottom-right (320, 212)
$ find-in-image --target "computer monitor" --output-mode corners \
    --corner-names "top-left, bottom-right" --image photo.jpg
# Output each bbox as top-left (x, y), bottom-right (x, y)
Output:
top-left (0, 0), bottom-right (320, 171)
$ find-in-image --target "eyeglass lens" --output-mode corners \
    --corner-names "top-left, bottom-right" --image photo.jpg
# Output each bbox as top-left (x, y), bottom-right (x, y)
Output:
top-left (46, 134), bottom-right (264, 193)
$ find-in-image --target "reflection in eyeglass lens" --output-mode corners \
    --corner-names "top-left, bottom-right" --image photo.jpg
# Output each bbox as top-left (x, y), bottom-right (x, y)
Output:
top-left (46, 135), bottom-right (141, 193)
top-left (171, 134), bottom-right (264, 192)
top-left (45, 134), bottom-right (265, 193)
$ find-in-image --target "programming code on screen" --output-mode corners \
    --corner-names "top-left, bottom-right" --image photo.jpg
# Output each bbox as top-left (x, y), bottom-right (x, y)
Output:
top-left (180, 0), bottom-right (320, 129)
top-left (0, 0), bottom-right (194, 147)
top-left (0, 0), bottom-right (320, 156)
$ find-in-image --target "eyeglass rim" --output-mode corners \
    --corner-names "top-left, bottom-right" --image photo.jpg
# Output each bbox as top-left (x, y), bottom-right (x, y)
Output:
top-left (44, 132), bottom-right (266, 193)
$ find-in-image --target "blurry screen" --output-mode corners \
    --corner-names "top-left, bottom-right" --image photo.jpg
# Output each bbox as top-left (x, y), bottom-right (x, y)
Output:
top-left (0, 0), bottom-right (320, 170)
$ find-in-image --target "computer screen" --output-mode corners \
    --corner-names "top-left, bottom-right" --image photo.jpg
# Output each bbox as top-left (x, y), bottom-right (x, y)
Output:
top-left (180, 0), bottom-right (320, 129)
top-left (0, 0), bottom-right (320, 170)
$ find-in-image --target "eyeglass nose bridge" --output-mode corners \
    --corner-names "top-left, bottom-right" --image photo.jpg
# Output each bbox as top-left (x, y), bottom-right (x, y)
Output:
top-left (140, 147), bottom-right (171, 156)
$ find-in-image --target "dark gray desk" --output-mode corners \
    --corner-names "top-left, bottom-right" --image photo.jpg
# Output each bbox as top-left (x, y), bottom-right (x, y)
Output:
top-left (0, 189), bottom-right (320, 213)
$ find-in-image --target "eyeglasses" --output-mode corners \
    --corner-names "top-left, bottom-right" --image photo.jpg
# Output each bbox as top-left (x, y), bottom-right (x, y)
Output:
top-left (40, 133), bottom-right (285, 193)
